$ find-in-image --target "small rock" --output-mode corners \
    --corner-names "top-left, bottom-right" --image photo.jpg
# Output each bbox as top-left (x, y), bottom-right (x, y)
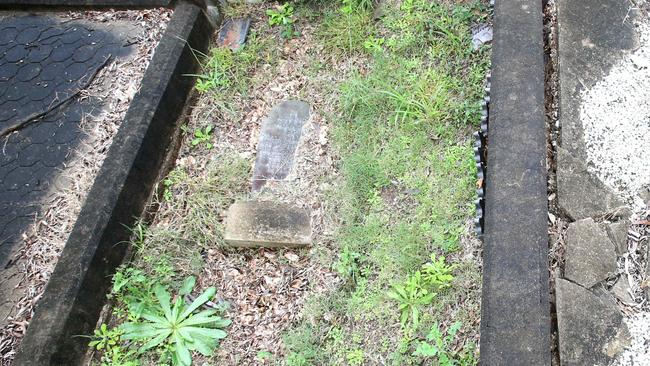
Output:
top-left (471, 24), bottom-right (493, 50)
top-left (564, 218), bottom-right (617, 288)
top-left (284, 252), bottom-right (299, 262)
top-left (556, 278), bottom-right (630, 366)
top-left (610, 276), bottom-right (634, 304)
top-left (557, 147), bottom-right (625, 220)
top-left (604, 220), bottom-right (630, 255)
top-left (223, 201), bottom-right (311, 248)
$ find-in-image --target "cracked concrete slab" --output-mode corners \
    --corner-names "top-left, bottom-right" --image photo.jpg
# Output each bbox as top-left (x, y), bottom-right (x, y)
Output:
top-left (557, 147), bottom-right (625, 220)
top-left (556, 278), bottom-right (630, 366)
top-left (564, 218), bottom-right (617, 288)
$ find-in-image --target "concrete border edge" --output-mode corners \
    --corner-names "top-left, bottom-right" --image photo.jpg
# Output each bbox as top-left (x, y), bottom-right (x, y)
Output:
top-left (479, 0), bottom-right (552, 364)
top-left (14, 2), bottom-right (212, 364)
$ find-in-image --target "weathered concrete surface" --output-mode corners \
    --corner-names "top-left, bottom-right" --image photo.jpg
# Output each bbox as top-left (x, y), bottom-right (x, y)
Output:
top-left (556, 278), bottom-right (630, 366)
top-left (217, 18), bottom-right (251, 51)
top-left (252, 100), bottom-right (310, 192)
top-left (604, 220), bottom-right (629, 255)
top-left (564, 218), bottom-right (617, 288)
top-left (224, 201), bottom-right (311, 248)
top-left (557, 147), bottom-right (624, 220)
top-left (14, 3), bottom-right (213, 364)
top-left (0, 0), bottom-right (171, 7)
top-left (0, 15), bottom-right (134, 268)
top-left (557, 0), bottom-right (638, 161)
top-left (479, 0), bottom-right (551, 364)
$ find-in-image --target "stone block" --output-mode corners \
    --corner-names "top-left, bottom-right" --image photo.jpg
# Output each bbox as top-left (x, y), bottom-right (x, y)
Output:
top-left (224, 201), bottom-right (311, 248)
top-left (556, 278), bottom-right (629, 366)
top-left (604, 220), bottom-right (629, 255)
top-left (610, 276), bottom-right (634, 304)
top-left (564, 218), bottom-right (617, 288)
top-left (557, 147), bottom-right (624, 220)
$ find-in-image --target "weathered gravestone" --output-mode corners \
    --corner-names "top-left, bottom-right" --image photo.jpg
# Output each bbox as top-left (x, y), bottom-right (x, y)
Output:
top-left (223, 201), bottom-right (311, 247)
top-left (223, 100), bottom-right (312, 248)
top-left (251, 100), bottom-right (310, 192)
top-left (217, 18), bottom-right (251, 51)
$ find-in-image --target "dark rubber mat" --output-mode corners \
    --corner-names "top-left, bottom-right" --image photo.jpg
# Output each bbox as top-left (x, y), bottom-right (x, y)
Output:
top-left (0, 15), bottom-right (133, 267)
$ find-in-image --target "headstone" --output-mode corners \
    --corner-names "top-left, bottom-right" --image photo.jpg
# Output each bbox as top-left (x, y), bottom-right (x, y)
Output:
top-left (564, 218), bottom-right (617, 288)
top-left (251, 100), bottom-right (310, 192)
top-left (556, 278), bottom-right (630, 366)
top-left (223, 201), bottom-right (311, 247)
top-left (556, 147), bottom-right (625, 220)
top-left (217, 18), bottom-right (251, 51)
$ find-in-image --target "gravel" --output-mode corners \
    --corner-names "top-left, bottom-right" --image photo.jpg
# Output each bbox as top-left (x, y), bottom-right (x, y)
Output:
top-left (615, 312), bottom-right (650, 366)
top-left (579, 18), bottom-right (650, 213)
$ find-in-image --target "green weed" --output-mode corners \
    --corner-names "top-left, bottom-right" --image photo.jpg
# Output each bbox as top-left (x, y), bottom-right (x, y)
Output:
top-left (89, 324), bottom-right (139, 366)
top-left (340, 0), bottom-right (374, 14)
top-left (267, 3), bottom-right (300, 39)
top-left (317, 7), bottom-right (373, 55)
top-left (387, 271), bottom-right (435, 328)
top-left (191, 126), bottom-right (213, 149)
top-left (334, 245), bottom-right (362, 285)
top-left (190, 49), bottom-right (234, 93)
top-left (346, 349), bottom-right (365, 365)
top-left (421, 254), bottom-right (456, 290)
top-left (120, 277), bottom-right (230, 366)
top-left (189, 33), bottom-right (276, 101)
top-left (413, 322), bottom-right (476, 365)
top-left (363, 35), bottom-right (385, 54)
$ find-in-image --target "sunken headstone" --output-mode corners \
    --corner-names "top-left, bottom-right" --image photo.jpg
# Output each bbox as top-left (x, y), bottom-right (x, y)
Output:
top-left (217, 18), bottom-right (251, 51)
top-left (223, 201), bottom-right (311, 247)
top-left (556, 278), bottom-right (630, 366)
top-left (252, 100), bottom-right (310, 192)
top-left (564, 218), bottom-right (617, 288)
top-left (556, 147), bottom-right (625, 220)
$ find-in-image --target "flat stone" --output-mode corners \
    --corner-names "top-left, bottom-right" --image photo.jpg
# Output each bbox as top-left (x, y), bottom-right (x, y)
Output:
top-left (610, 276), bottom-right (634, 304)
top-left (251, 100), bottom-right (310, 192)
top-left (556, 278), bottom-right (630, 366)
top-left (564, 218), bottom-right (617, 288)
top-left (217, 18), bottom-right (251, 51)
top-left (603, 220), bottom-right (629, 255)
top-left (557, 0), bottom-right (638, 161)
top-left (223, 201), bottom-right (311, 248)
top-left (557, 147), bottom-right (625, 220)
